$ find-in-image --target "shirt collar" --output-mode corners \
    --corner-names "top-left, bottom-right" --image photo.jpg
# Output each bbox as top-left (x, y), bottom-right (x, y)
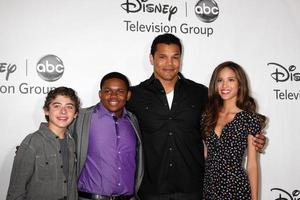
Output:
top-left (39, 122), bottom-right (69, 140)
top-left (143, 72), bottom-right (186, 86)
top-left (94, 102), bottom-right (129, 119)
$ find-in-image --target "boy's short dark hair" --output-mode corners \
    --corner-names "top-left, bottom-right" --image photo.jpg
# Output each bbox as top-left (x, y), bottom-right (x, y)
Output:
top-left (150, 33), bottom-right (182, 56)
top-left (100, 72), bottom-right (130, 90)
top-left (43, 86), bottom-right (80, 121)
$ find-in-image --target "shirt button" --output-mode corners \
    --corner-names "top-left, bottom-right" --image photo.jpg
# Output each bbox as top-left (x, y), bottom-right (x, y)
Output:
top-left (169, 117), bottom-right (173, 120)
top-left (169, 163), bottom-right (173, 167)
top-left (118, 183), bottom-right (121, 186)
top-left (169, 132), bottom-right (173, 136)
top-left (61, 165), bottom-right (63, 168)
top-left (118, 167), bottom-right (121, 170)
top-left (169, 147), bottom-right (173, 151)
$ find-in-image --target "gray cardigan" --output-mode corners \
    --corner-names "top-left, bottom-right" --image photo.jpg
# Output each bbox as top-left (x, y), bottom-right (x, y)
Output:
top-left (70, 105), bottom-right (144, 200)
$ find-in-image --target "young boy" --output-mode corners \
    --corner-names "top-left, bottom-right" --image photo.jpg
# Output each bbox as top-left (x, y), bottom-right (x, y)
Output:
top-left (71, 72), bottom-right (143, 200)
top-left (6, 86), bottom-right (80, 200)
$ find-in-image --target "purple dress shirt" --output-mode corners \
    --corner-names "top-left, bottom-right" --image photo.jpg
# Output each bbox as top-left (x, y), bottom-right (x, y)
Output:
top-left (77, 103), bottom-right (137, 196)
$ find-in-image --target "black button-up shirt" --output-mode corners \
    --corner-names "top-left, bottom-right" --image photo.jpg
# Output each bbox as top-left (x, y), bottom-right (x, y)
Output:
top-left (127, 73), bottom-right (208, 195)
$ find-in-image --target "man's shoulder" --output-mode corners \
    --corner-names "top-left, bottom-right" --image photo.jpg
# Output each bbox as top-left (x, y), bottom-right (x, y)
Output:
top-left (130, 78), bottom-right (150, 90)
top-left (182, 78), bottom-right (207, 88)
top-left (180, 77), bottom-right (208, 94)
top-left (129, 81), bottom-right (152, 99)
top-left (129, 75), bottom-right (208, 95)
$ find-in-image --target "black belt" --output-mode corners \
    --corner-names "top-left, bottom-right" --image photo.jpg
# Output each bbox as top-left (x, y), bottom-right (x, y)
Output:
top-left (78, 191), bottom-right (132, 200)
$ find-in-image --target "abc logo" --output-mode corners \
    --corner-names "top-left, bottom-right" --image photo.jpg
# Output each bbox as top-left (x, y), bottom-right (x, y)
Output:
top-left (195, 0), bottom-right (219, 23)
top-left (36, 55), bottom-right (64, 82)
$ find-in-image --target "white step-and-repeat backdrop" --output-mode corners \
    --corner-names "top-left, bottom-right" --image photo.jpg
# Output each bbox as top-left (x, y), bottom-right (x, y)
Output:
top-left (1, 0), bottom-right (299, 199)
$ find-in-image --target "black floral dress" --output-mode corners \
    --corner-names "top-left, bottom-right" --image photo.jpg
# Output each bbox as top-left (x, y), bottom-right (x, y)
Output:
top-left (203, 111), bottom-right (261, 200)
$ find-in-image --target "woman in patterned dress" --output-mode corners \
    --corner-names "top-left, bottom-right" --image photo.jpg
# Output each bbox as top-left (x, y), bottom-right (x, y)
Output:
top-left (201, 61), bottom-right (267, 200)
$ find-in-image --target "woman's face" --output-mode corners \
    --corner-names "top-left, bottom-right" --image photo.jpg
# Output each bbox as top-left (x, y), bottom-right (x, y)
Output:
top-left (216, 67), bottom-right (239, 102)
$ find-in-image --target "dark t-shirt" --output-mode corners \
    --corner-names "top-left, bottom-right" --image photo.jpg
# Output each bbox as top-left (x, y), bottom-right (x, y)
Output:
top-left (59, 137), bottom-right (69, 181)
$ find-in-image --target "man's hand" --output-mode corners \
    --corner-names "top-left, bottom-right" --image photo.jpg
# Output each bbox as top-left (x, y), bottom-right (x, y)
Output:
top-left (253, 133), bottom-right (267, 153)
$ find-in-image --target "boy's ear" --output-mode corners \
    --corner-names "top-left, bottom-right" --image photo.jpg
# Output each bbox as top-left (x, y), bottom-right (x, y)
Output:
top-left (43, 108), bottom-right (49, 116)
top-left (127, 90), bottom-right (132, 101)
top-left (98, 90), bottom-right (102, 100)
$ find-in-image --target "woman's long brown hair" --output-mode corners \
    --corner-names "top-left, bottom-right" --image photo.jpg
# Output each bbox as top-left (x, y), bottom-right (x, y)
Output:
top-left (201, 61), bottom-right (266, 138)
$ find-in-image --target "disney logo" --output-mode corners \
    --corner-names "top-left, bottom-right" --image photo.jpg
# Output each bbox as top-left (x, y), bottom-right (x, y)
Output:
top-left (121, 0), bottom-right (178, 21)
top-left (0, 62), bottom-right (17, 81)
top-left (268, 62), bottom-right (300, 82)
top-left (271, 188), bottom-right (300, 200)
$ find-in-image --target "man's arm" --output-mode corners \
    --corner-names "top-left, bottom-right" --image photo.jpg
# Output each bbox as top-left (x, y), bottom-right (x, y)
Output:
top-left (253, 133), bottom-right (267, 153)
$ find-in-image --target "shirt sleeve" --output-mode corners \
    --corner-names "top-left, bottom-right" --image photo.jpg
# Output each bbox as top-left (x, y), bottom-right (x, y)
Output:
top-left (6, 137), bottom-right (36, 200)
top-left (246, 112), bottom-right (262, 136)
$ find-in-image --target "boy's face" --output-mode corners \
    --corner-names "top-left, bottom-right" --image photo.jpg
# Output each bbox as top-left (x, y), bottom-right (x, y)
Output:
top-left (44, 95), bottom-right (77, 133)
top-left (99, 78), bottom-right (131, 118)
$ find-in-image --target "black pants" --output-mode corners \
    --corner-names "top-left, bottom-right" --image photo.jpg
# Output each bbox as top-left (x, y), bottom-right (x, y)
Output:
top-left (139, 192), bottom-right (202, 200)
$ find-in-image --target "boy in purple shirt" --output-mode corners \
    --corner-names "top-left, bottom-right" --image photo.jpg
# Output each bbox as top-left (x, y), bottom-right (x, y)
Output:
top-left (70, 72), bottom-right (143, 200)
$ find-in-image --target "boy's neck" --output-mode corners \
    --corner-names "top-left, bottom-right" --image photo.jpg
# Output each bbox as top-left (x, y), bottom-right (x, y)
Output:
top-left (48, 124), bottom-right (65, 139)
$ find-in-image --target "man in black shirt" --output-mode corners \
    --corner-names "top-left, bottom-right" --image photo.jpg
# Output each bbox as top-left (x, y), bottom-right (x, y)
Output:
top-left (127, 33), bottom-right (265, 200)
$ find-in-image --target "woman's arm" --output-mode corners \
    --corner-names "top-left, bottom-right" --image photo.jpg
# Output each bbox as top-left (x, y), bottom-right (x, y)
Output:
top-left (247, 134), bottom-right (259, 200)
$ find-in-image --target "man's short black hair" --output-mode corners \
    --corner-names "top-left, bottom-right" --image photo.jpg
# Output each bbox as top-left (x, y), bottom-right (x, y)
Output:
top-left (150, 33), bottom-right (182, 56)
top-left (100, 72), bottom-right (130, 90)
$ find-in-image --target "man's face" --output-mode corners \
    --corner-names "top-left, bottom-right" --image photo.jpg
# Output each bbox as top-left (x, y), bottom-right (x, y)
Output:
top-left (151, 43), bottom-right (181, 83)
top-left (99, 78), bottom-right (131, 118)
